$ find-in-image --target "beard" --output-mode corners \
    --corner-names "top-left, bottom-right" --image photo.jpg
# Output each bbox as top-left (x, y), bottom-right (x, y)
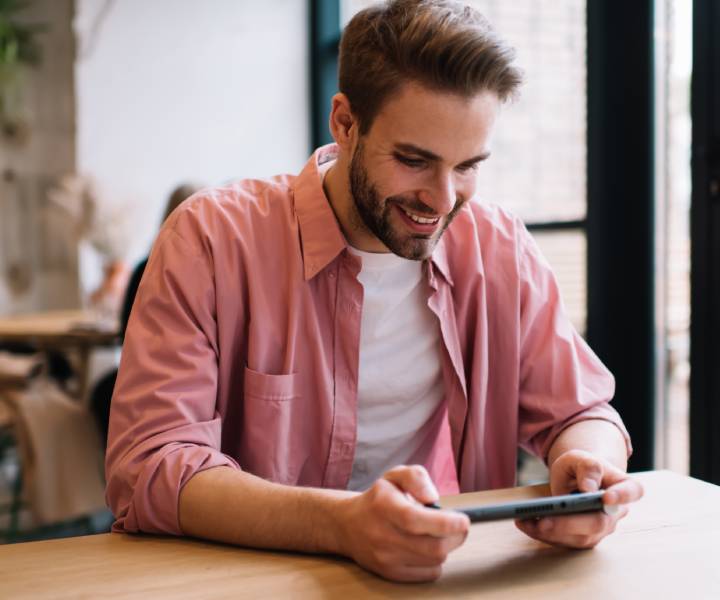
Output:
top-left (348, 141), bottom-right (465, 260)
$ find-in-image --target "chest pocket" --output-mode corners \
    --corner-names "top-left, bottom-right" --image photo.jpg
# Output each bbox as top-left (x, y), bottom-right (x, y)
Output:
top-left (240, 366), bottom-right (301, 484)
top-left (244, 366), bottom-right (299, 401)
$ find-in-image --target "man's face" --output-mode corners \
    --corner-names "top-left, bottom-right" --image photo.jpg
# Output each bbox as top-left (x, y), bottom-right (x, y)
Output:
top-left (346, 82), bottom-right (500, 260)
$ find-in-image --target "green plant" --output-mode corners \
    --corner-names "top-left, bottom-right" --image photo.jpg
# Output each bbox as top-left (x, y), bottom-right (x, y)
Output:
top-left (0, 0), bottom-right (44, 68)
top-left (0, 0), bottom-right (45, 137)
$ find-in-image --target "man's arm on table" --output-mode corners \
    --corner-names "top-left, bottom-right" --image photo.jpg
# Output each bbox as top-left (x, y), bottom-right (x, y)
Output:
top-left (515, 418), bottom-right (644, 548)
top-left (178, 464), bottom-right (469, 583)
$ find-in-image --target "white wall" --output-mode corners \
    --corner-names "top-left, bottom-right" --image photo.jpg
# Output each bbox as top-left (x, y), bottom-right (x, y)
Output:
top-left (74, 0), bottom-right (310, 265)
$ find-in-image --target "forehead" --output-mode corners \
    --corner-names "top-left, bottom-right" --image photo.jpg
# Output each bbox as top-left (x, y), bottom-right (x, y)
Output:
top-left (365, 81), bottom-right (501, 159)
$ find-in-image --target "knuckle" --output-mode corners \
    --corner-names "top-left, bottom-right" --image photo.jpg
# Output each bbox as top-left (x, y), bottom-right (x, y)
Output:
top-left (397, 506), bottom-right (417, 531)
top-left (385, 465), bottom-right (405, 477)
top-left (409, 464), bottom-right (428, 481)
top-left (427, 566), bottom-right (443, 581)
top-left (368, 480), bottom-right (393, 507)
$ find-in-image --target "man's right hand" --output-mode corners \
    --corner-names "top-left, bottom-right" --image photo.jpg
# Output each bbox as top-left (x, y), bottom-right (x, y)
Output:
top-left (333, 465), bottom-right (470, 582)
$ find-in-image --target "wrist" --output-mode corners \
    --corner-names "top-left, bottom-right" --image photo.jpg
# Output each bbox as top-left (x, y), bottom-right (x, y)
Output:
top-left (309, 488), bottom-right (357, 556)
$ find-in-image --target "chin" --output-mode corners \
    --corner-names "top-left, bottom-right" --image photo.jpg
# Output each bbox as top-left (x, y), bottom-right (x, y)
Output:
top-left (390, 237), bottom-right (437, 261)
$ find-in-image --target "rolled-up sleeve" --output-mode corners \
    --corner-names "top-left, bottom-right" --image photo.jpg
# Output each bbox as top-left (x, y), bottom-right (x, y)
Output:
top-left (515, 224), bottom-right (632, 462)
top-left (105, 221), bottom-right (241, 535)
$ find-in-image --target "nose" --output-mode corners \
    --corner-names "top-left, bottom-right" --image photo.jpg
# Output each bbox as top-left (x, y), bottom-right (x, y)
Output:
top-left (419, 170), bottom-right (458, 216)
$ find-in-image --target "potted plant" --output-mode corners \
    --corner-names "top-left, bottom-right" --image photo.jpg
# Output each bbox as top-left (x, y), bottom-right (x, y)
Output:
top-left (0, 0), bottom-right (44, 140)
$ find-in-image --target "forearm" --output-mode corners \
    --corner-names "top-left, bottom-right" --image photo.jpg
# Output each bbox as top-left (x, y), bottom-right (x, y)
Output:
top-left (546, 419), bottom-right (629, 471)
top-left (178, 466), bottom-right (355, 554)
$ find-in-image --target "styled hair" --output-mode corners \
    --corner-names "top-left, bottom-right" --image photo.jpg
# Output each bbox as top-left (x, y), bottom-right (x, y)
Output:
top-left (162, 183), bottom-right (203, 222)
top-left (338, 0), bottom-right (523, 134)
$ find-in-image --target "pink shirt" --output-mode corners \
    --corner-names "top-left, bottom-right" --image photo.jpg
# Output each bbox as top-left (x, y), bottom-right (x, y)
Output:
top-left (106, 144), bottom-right (631, 535)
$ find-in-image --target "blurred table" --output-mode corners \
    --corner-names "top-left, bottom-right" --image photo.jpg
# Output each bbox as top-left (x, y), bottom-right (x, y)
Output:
top-left (0, 309), bottom-right (119, 399)
top-left (0, 310), bottom-right (118, 347)
top-left (0, 470), bottom-right (718, 599)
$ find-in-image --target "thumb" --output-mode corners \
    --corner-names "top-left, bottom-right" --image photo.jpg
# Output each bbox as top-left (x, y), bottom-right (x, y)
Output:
top-left (383, 465), bottom-right (439, 505)
top-left (574, 458), bottom-right (603, 492)
top-left (550, 450), bottom-right (604, 494)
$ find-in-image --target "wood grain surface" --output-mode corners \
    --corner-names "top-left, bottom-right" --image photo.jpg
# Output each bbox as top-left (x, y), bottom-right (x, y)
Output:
top-left (1, 471), bottom-right (718, 599)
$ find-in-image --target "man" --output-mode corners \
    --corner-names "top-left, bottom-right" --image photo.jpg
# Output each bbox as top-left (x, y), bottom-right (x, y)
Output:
top-left (106, 0), bottom-right (643, 583)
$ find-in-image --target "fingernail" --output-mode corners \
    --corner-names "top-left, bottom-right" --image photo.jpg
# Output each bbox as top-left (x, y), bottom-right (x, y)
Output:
top-left (582, 478), bottom-right (599, 492)
top-left (423, 485), bottom-right (438, 502)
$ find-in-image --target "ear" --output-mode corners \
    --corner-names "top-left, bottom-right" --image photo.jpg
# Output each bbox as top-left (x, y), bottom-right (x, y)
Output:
top-left (328, 93), bottom-right (358, 151)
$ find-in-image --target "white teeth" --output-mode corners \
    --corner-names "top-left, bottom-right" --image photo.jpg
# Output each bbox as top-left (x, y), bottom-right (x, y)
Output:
top-left (400, 206), bottom-right (439, 225)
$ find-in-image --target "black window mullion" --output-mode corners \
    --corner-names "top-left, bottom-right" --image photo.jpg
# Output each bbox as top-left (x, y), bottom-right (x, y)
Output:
top-left (690, 0), bottom-right (720, 485)
top-left (586, 0), bottom-right (656, 471)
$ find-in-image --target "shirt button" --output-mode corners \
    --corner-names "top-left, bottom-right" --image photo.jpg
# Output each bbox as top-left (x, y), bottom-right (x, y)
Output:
top-left (328, 271), bottom-right (336, 278)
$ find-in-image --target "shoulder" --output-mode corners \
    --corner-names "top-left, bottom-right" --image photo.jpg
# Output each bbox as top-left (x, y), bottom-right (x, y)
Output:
top-left (160, 175), bottom-right (298, 254)
top-left (441, 200), bottom-right (553, 291)
top-left (444, 200), bottom-right (527, 263)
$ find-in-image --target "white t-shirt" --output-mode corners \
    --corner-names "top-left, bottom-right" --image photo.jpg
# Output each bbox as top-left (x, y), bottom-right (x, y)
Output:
top-left (347, 247), bottom-right (445, 491)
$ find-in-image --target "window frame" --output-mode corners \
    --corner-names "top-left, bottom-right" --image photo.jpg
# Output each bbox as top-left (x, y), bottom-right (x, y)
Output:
top-left (690, 0), bottom-right (720, 484)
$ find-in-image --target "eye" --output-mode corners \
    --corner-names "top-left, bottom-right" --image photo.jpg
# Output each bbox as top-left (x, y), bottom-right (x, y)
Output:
top-left (394, 154), bottom-right (427, 169)
top-left (455, 162), bottom-right (480, 173)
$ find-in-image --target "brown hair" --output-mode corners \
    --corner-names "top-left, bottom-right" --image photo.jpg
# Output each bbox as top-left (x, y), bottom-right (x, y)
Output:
top-left (338, 0), bottom-right (523, 135)
top-left (162, 182), bottom-right (203, 222)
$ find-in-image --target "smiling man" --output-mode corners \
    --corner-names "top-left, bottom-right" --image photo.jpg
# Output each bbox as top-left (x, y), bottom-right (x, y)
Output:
top-left (106, 0), bottom-right (642, 583)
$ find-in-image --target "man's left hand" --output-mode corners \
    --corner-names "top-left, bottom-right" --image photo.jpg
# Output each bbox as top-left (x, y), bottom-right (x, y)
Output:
top-left (514, 449), bottom-right (644, 549)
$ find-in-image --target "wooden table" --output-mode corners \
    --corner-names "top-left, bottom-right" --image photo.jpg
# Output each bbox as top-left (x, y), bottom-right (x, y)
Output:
top-left (0, 471), bottom-right (717, 599)
top-left (0, 310), bottom-right (118, 347)
top-left (0, 309), bottom-right (119, 399)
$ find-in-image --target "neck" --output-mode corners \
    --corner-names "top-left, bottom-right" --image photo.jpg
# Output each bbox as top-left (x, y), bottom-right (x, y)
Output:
top-left (323, 158), bottom-right (388, 253)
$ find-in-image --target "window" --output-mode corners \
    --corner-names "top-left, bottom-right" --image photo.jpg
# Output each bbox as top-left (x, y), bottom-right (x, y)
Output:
top-left (339, 0), bottom-right (589, 333)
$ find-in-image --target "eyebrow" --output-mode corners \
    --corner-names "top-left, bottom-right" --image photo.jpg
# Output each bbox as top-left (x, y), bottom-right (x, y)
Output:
top-left (393, 142), bottom-right (491, 165)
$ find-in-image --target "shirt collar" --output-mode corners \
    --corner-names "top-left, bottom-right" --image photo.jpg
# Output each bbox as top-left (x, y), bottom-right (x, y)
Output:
top-left (429, 236), bottom-right (454, 287)
top-left (292, 144), bottom-right (348, 280)
top-left (293, 143), bottom-right (455, 287)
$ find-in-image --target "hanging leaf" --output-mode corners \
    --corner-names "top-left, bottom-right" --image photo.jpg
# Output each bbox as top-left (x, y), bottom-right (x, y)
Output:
top-left (0, 0), bottom-right (46, 68)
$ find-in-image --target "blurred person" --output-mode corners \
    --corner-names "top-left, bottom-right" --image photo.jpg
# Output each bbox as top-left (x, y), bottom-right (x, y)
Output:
top-left (90, 183), bottom-right (202, 444)
top-left (118, 183), bottom-right (203, 340)
top-left (106, 0), bottom-right (642, 583)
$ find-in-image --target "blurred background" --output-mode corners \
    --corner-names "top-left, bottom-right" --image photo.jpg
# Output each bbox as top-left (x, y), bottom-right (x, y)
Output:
top-left (1, 0), bottom-right (718, 545)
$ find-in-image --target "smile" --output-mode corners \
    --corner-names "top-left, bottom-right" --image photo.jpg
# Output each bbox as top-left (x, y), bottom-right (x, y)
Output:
top-left (398, 206), bottom-right (440, 225)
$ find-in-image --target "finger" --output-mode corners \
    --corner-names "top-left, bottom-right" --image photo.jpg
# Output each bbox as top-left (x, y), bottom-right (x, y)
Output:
top-left (603, 477), bottom-right (644, 505)
top-left (574, 458), bottom-right (604, 493)
top-left (515, 512), bottom-right (620, 549)
top-left (515, 519), bottom-right (603, 549)
top-left (391, 528), bottom-right (468, 562)
top-left (549, 451), bottom-right (601, 494)
top-left (373, 479), bottom-right (469, 537)
top-left (383, 464), bottom-right (439, 504)
top-left (521, 512), bottom-right (613, 539)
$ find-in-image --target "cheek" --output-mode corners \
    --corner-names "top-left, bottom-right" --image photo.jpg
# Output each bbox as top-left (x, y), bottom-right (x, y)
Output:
top-left (380, 171), bottom-right (428, 201)
top-left (457, 174), bottom-right (480, 200)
